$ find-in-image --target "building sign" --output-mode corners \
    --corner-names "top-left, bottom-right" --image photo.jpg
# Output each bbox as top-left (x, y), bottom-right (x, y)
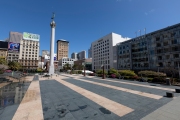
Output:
top-left (54, 54), bottom-right (57, 60)
top-left (44, 54), bottom-right (57, 60)
top-left (8, 42), bottom-right (20, 53)
top-left (23, 32), bottom-right (40, 41)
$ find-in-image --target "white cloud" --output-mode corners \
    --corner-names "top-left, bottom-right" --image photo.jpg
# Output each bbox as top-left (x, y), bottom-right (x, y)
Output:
top-left (144, 9), bottom-right (155, 16)
top-left (149, 9), bottom-right (155, 13)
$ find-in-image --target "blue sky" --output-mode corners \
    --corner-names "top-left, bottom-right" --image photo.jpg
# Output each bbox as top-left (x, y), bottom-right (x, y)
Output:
top-left (0, 0), bottom-right (180, 57)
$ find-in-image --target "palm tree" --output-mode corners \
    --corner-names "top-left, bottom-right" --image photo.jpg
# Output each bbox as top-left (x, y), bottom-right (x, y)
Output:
top-left (63, 63), bottom-right (71, 71)
top-left (72, 64), bottom-right (78, 70)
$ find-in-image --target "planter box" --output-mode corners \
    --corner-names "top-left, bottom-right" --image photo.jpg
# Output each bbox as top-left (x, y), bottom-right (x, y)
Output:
top-left (166, 92), bottom-right (174, 98)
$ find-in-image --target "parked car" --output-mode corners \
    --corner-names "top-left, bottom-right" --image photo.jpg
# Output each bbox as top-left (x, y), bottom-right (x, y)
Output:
top-left (82, 70), bottom-right (94, 74)
top-left (5, 70), bottom-right (12, 73)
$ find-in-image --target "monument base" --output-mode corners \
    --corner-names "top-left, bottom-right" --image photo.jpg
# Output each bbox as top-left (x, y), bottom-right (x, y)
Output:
top-left (48, 65), bottom-right (54, 75)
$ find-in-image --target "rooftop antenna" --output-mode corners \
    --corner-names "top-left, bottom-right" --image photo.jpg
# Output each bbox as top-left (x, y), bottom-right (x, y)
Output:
top-left (135, 31), bottom-right (137, 37)
top-left (144, 28), bottom-right (146, 37)
top-left (139, 30), bottom-right (141, 36)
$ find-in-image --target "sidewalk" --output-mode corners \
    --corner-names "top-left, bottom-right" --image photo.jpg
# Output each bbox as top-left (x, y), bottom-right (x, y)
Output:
top-left (141, 95), bottom-right (180, 120)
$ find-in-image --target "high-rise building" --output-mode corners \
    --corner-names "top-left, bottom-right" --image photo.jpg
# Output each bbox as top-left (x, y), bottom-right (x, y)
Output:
top-left (71, 52), bottom-right (77, 59)
top-left (19, 32), bottom-right (40, 70)
top-left (57, 39), bottom-right (69, 60)
top-left (7, 32), bottom-right (22, 63)
top-left (77, 51), bottom-right (86, 60)
top-left (117, 23), bottom-right (180, 76)
top-left (0, 41), bottom-right (8, 60)
top-left (116, 40), bottom-right (132, 70)
top-left (92, 32), bottom-right (130, 71)
top-left (88, 45), bottom-right (92, 58)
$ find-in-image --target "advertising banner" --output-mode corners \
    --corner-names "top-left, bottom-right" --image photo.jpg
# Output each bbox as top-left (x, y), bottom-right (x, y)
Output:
top-left (8, 42), bottom-right (20, 53)
top-left (54, 54), bottom-right (57, 60)
top-left (23, 32), bottom-right (40, 41)
top-left (44, 54), bottom-right (57, 60)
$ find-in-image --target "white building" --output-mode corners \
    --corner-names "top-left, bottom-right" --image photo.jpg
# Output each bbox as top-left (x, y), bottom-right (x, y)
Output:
top-left (58, 57), bottom-right (76, 69)
top-left (19, 32), bottom-right (40, 70)
top-left (71, 52), bottom-right (77, 59)
top-left (92, 32), bottom-right (130, 71)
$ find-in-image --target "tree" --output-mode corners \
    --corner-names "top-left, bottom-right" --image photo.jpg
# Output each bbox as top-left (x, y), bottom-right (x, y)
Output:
top-left (0, 58), bottom-right (7, 65)
top-left (8, 61), bottom-right (21, 71)
top-left (72, 64), bottom-right (78, 70)
top-left (77, 65), bottom-right (84, 70)
top-left (36, 68), bottom-right (43, 73)
top-left (63, 63), bottom-right (71, 71)
top-left (0, 58), bottom-right (8, 74)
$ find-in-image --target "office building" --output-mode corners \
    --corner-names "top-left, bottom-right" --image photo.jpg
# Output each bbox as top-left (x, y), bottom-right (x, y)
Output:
top-left (57, 39), bottom-right (69, 60)
top-left (88, 45), bottom-right (92, 58)
top-left (74, 58), bottom-right (92, 71)
top-left (58, 57), bottom-right (76, 69)
top-left (71, 52), bottom-right (77, 59)
top-left (77, 51), bottom-right (86, 60)
top-left (7, 32), bottom-right (22, 63)
top-left (19, 32), bottom-right (40, 70)
top-left (92, 32), bottom-right (130, 71)
top-left (117, 40), bottom-right (132, 70)
top-left (0, 41), bottom-right (8, 60)
top-left (117, 23), bottom-right (180, 75)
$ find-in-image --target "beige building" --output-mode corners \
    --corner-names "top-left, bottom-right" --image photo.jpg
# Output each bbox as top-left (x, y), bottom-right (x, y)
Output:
top-left (0, 48), bottom-right (8, 60)
top-left (57, 39), bottom-right (69, 60)
top-left (0, 41), bottom-right (8, 60)
top-left (19, 33), bottom-right (40, 70)
top-left (4, 32), bottom-right (40, 70)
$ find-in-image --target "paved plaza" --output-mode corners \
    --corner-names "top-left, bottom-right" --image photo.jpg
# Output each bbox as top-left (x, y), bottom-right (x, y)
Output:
top-left (0, 73), bottom-right (180, 120)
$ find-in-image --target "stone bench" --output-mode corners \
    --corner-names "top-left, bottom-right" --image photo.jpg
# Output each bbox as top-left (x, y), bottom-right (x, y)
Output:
top-left (175, 89), bottom-right (180, 93)
top-left (166, 92), bottom-right (174, 98)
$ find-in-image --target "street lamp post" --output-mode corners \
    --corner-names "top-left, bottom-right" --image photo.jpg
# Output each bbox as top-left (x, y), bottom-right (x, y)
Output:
top-left (156, 63), bottom-right (160, 77)
top-left (102, 61), bottom-right (105, 79)
top-left (178, 62), bottom-right (180, 79)
top-left (82, 62), bottom-right (86, 76)
top-left (140, 62), bottom-right (144, 78)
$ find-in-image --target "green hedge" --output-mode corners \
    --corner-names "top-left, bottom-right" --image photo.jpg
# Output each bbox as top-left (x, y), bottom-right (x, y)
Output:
top-left (96, 69), bottom-right (108, 75)
top-left (124, 76), bottom-right (130, 79)
top-left (138, 70), bottom-right (166, 78)
top-left (118, 70), bottom-right (137, 77)
top-left (147, 78), bottom-right (153, 82)
top-left (78, 70), bottom-right (82, 74)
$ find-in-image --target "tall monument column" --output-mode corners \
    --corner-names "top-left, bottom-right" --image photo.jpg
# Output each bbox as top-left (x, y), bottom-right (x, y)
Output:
top-left (49, 13), bottom-right (56, 75)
